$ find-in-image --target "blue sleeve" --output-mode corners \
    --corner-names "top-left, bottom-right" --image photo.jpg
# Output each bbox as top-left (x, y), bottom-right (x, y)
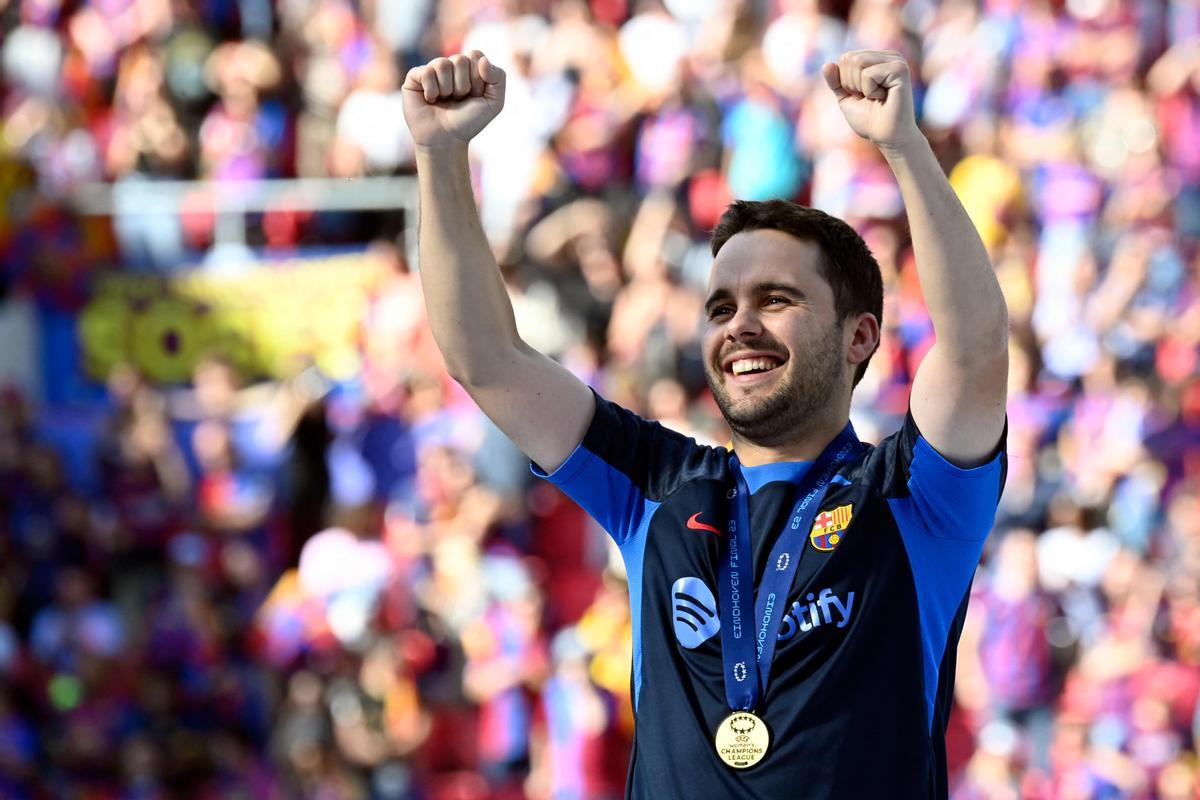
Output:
top-left (533, 392), bottom-right (725, 713)
top-left (877, 412), bottom-right (1007, 728)
top-left (532, 391), bottom-right (722, 546)
top-left (892, 421), bottom-right (1006, 546)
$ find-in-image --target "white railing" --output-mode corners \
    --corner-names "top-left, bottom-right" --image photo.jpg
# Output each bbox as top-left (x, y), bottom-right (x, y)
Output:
top-left (70, 176), bottom-right (421, 267)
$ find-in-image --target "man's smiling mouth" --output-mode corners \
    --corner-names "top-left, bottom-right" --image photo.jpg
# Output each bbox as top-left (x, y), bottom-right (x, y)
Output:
top-left (730, 357), bottom-right (782, 376)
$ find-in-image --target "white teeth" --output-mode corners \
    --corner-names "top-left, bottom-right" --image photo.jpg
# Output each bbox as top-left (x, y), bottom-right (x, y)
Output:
top-left (731, 358), bottom-right (780, 375)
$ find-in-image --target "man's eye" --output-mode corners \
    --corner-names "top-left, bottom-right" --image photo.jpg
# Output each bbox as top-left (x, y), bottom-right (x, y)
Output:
top-left (709, 306), bottom-right (733, 319)
top-left (766, 296), bottom-right (787, 305)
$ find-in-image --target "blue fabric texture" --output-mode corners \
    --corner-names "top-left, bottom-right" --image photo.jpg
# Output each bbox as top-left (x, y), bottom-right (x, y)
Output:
top-left (889, 435), bottom-right (1005, 728)
top-left (533, 441), bottom-right (660, 709)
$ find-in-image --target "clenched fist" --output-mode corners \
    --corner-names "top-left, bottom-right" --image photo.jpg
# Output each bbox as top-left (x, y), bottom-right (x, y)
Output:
top-left (402, 50), bottom-right (506, 150)
top-left (822, 51), bottom-right (923, 153)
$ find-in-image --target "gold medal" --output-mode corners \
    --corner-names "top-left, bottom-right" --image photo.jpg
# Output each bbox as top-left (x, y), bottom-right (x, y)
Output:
top-left (714, 710), bottom-right (770, 769)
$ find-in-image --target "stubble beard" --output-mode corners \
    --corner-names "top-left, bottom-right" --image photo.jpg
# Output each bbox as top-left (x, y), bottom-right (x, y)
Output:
top-left (707, 330), bottom-right (844, 447)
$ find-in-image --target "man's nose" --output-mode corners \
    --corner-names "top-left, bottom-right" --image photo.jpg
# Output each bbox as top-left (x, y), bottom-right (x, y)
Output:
top-left (726, 305), bottom-right (763, 341)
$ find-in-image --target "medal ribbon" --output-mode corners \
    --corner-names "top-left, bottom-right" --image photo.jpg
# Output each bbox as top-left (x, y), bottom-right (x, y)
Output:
top-left (716, 424), bottom-right (861, 713)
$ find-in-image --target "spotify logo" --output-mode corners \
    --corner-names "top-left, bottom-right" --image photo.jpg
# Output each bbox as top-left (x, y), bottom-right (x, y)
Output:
top-left (672, 576), bottom-right (720, 649)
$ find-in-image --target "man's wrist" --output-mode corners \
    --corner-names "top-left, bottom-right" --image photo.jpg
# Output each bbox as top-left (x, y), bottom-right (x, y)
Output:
top-left (414, 140), bottom-right (470, 163)
top-left (877, 133), bottom-right (933, 165)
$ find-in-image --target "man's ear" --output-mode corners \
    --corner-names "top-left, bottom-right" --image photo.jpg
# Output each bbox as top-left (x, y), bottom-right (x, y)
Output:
top-left (846, 312), bottom-right (881, 368)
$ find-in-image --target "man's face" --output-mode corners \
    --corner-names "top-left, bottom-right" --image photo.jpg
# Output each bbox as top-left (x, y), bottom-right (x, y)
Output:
top-left (702, 229), bottom-right (848, 445)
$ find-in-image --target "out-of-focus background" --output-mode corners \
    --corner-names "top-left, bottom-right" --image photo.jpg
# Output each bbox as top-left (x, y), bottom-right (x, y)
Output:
top-left (0, 0), bottom-right (1198, 797)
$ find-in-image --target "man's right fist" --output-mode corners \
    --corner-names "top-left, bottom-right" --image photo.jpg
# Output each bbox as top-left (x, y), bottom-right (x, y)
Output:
top-left (402, 51), bottom-right (506, 150)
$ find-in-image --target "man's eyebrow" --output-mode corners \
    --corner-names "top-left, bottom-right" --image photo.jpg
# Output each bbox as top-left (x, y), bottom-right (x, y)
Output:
top-left (704, 282), bottom-right (806, 312)
top-left (754, 281), bottom-right (805, 298)
top-left (704, 288), bottom-right (734, 312)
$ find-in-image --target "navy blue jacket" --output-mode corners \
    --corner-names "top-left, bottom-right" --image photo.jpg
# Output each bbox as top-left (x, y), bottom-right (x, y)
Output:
top-left (535, 394), bottom-right (1006, 799)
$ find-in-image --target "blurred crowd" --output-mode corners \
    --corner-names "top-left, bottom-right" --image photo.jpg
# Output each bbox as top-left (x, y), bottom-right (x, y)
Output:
top-left (2, 0), bottom-right (1200, 798)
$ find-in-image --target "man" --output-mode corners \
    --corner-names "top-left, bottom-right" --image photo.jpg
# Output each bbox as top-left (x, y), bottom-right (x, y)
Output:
top-left (402, 48), bottom-right (1008, 799)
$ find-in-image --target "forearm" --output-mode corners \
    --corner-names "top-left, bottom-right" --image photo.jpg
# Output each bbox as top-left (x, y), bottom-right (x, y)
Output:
top-left (882, 139), bottom-right (1008, 360)
top-left (414, 143), bottom-right (523, 383)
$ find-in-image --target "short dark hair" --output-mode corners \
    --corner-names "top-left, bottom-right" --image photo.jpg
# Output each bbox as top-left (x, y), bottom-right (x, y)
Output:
top-left (710, 199), bottom-right (884, 386)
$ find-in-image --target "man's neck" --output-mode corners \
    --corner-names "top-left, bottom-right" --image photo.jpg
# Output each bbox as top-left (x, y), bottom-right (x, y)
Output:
top-left (731, 414), bottom-right (850, 467)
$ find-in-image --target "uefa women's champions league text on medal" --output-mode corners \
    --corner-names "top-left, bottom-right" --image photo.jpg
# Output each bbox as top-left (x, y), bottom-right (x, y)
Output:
top-left (715, 710), bottom-right (771, 769)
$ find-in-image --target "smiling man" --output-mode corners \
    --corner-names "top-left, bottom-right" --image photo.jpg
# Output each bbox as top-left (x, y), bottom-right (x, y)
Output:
top-left (702, 216), bottom-right (883, 464)
top-left (403, 48), bottom-right (1008, 799)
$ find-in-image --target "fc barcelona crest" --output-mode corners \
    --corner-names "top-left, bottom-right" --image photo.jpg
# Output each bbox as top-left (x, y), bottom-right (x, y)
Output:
top-left (809, 504), bottom-right (854, 551)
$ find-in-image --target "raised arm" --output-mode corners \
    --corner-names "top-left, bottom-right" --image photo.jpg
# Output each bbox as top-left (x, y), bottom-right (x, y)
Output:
top-left (823, 51), bottom-right (1008, 466)
top-left (402, 51), bottom-right (593, 472)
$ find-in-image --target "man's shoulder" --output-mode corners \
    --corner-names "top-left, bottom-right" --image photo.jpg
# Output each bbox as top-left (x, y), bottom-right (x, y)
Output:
top-left (582, 394), bottom-right (727, 475)
top-left (539, 392), bottom-right (729, 512)
top-left (852, 410), bottom-right (1006, 501)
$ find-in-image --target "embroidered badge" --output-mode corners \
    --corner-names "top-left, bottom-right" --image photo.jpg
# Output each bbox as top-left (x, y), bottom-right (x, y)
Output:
top-left (809, 504), bottom-right (854, 552)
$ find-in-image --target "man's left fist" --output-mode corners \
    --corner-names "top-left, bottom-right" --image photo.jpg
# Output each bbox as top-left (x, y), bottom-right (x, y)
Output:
top-left (822, 51), bottom-right (923, 153)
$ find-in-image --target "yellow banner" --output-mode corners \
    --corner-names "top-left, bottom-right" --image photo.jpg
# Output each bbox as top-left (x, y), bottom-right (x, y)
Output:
top-left (79, 252), bottom-right (388, 383)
